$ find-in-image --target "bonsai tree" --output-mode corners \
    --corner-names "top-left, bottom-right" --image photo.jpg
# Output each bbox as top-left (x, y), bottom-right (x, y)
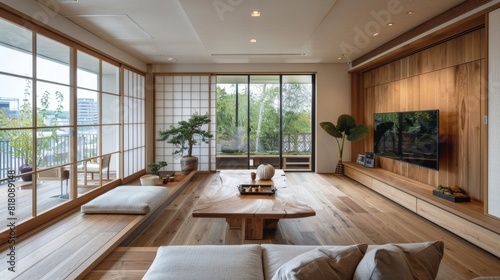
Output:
top-left (157, 113), bottom-right (213, 157)
top-left (320, 114), bottom-right (369, 174)
top-left (157, 113), bottom-right (213, 174)
top-left (148, 161), bottom-right (167, 175)
top-left (0, 80), bottom-right (64, 180)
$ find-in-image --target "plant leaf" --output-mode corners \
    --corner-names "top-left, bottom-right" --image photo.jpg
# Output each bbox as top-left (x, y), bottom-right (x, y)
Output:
top-left (336, 114), bottom-right (356, 133)
top-left (347, 125), bottom-right (369, 142)
top-left (320, 122), bottom-right (342, 138)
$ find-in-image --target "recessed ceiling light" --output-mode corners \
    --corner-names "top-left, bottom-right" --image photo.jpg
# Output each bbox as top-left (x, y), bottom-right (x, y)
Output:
top-left (250, 38), bottom-right (257, 43)
top-left (373, 32), bottom-right (379, 37)
top-left (167, 57), bottom-right (177, 61)
top-left (406, 11), bottom-right (413, 15)
top-left (387, 23), bottom-right (393, 27)
top-left (251, 11), bottom-right (261, 17)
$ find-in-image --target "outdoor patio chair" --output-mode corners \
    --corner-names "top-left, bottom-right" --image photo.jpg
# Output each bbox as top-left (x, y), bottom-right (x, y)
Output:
top-left (78, 154), bottom-right (111, 181)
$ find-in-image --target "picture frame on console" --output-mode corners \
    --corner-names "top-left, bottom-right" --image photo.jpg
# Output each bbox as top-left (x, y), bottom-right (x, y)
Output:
top-left (356, 154), bottom-right (365, 165)
top-left (364, 152), bottom-right (375, 168)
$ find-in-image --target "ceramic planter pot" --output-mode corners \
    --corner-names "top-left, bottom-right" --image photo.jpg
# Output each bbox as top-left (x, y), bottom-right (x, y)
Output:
top-left (19, 164), bottom-right (33, 181)
top-left (140, 174), bottom-right (160, 186)
top-left (181, 156), bottom-right (198, 175)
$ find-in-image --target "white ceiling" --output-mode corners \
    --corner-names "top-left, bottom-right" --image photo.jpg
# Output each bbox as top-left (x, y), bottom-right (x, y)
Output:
top-left (36, 0), bottom-right (466, 64)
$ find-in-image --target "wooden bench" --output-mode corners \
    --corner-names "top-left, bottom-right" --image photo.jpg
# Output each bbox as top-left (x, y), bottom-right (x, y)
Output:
top-left (216, 154), bottom-right (311, 170)
top-left (282, 155), bottom-right (311, 169)
top-left (0, 172), bottom-right (195, 279)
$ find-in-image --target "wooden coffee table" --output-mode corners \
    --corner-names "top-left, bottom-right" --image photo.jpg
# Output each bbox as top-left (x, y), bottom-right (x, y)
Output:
top-left (192, 170), bottom-right (316, 240)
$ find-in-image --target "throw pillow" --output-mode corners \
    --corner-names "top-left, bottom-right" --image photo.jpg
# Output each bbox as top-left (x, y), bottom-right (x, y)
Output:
top-left (353, 244), bottom-right (416, 280)
top-left (392, 240), bottom-right (444, 279)
top-left (272, 244), bottom-right (368, 280)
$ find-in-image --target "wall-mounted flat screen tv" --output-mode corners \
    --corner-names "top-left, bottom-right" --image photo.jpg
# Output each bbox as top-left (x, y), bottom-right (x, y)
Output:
top-left (374, 110), bottom-right (439, 170)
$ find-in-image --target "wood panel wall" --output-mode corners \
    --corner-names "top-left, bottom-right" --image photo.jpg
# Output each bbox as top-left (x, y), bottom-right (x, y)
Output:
top-left (353, 29), bottom-right (486, 201)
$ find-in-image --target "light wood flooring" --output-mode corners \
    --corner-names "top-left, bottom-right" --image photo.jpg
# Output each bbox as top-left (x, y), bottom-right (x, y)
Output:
top-left (86, 172), bottom-right (500, 279)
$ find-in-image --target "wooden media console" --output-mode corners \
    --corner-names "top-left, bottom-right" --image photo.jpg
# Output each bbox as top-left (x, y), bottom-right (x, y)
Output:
top-left (343, 162), bottom-right (500, 257)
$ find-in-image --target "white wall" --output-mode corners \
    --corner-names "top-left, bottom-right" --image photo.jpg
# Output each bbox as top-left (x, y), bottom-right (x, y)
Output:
top-left (488, 8), bottom-right (500, 218)
top-left (153, 63), bottom-right (351, 173)
top-left (1, 0), bottom-right (146, 72)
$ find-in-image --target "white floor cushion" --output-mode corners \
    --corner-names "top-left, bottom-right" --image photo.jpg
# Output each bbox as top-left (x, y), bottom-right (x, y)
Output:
top-left (143, 245), bottom-right (264, 280)
top-left (81, 185), bottom-right (169, 214)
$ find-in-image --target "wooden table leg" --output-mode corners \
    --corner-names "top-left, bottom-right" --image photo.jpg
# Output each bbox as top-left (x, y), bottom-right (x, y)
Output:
top-left (244, 218), bottom-right (264, 240)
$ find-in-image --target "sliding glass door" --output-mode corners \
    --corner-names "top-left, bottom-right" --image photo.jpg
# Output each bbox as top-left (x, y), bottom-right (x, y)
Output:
top-left (216, 74), bottom-right (314, 171)
top-left (216, 75), bottom-right (249, 168)
top-left (281, 75), bottom-right (313, 170)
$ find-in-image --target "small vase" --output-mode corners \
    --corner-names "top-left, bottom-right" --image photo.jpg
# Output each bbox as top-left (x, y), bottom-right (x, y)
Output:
top-left (335, 159), bottom-right (344, 175)
top-left (256, 163), bottom-right (275, 180)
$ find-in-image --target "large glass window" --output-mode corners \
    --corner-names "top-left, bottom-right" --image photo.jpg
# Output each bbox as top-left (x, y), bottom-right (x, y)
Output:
top-left (76, 50), bottom-right (120, 196)
top-left (0, 24), bottom-right (74, 219)
top-left (216, 74), bottom-right (314, 171)
top-left (0, 18), bottom-right (32, 77)
top-left (0, 13), bottom-right (145, 231)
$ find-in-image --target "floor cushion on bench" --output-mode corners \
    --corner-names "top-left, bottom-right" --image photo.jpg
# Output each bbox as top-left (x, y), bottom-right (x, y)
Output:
top-left (142, 245), bottom-right (264, 280)
top-left (81, 185), bottom-right (169, 214)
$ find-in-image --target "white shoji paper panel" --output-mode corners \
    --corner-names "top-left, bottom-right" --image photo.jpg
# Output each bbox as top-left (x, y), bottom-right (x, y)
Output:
top-left (155, 75), bottom-right (215, 172)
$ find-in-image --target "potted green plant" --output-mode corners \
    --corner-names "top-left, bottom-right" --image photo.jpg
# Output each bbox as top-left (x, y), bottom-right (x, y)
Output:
top-left (148, 161), bottom-right (167, 176)
top-left (0, 80), bottom-right (64, 181)
top-left (320, 114), bottom-right (369, 174)
top-left (157, 113), bottom-right (213, 174)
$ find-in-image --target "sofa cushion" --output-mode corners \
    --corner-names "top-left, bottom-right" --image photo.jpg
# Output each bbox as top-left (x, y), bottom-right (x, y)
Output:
top-left (81, 185), bottom-right (169, 214)
top-left (143, 245), bottom-right (264, 280)
top-left (393, 241), bottom-right (444, 280)
top-left (353, 244), bottom-right (416, 280)
top-left (271, 244), bottom-right (368, 280)
top-left (262, 244), bottom-right (367, 280)
top-left (354, 241), bottom-right (444, 280)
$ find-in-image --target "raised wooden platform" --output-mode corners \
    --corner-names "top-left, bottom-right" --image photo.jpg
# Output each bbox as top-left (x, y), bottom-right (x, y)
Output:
top-left (84, 247), bottom-right (158, 279)
top-left (0, 171), bottom-right (195, 279)
top-left (344, 162), bottom-right (500, 257)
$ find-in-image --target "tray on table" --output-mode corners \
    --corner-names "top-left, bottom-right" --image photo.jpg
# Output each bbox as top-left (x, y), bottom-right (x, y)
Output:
top-left (238, 184), bottom-right (276, 195)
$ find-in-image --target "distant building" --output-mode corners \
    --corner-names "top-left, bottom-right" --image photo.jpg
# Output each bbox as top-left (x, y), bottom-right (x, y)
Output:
top-left (0, 101), bottom-right (9, 110)
top-left (77, 98), bottom-right (98, 127)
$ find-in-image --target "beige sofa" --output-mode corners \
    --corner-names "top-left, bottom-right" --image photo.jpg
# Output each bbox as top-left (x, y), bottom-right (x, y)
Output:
top-left (143, 241), bottom-right (444, 280)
